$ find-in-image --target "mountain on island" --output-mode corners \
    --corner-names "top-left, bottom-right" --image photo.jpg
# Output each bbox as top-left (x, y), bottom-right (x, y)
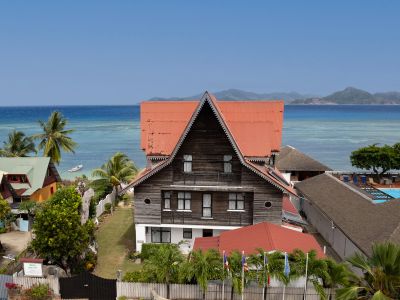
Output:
top-left (292, 87), bottom-right (400, 105)
top-left (148, 87), bottom-right (400, 104)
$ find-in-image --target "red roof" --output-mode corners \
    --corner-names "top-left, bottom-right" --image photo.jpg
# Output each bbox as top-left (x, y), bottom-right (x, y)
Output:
top-left (193, 222), bottom-right (324, 258)
top-left (141, 98), bottom-right (283, 157)
top-left (282, 195), bottom-right (300, 215)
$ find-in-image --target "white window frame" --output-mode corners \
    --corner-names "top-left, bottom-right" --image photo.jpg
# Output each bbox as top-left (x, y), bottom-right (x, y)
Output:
top-left (183, 155), bottom-right (192, 173)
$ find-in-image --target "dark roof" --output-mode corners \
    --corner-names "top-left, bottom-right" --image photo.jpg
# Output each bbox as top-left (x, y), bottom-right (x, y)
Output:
top-left (295, 173), bottom-right (400, 257)
top-left (276, 146), bottom-right (332, 172)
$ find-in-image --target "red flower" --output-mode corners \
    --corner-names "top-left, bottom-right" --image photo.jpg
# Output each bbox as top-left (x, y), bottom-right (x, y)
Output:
top-left (5, 282), bottom-right (18, 289)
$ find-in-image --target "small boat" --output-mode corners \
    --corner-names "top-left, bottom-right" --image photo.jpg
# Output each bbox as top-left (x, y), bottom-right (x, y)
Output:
top-left (68, 164), bottom-right (83, 172)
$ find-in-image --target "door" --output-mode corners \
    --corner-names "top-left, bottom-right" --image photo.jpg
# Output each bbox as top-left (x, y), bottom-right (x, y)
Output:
top-left (202, 193), bottom-right (212, 218)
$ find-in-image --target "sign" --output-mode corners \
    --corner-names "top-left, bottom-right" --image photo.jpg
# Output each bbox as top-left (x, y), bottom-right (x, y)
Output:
top-left (23, 262), bottom-right (43, 277)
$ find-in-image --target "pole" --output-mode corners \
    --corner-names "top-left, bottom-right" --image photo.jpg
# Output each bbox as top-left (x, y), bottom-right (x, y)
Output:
top-left (282, 285), bottom-right (286, 300)
top-left (222, 250), bottom-right (225, 300)
top-left (262, 252), bottom-right (266, 300)
top-left (241, 251), bottom-right (245, 300)
top-left (304, 252), bottom-right (309, 300)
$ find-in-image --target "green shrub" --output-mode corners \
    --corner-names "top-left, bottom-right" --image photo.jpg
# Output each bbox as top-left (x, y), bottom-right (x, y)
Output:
top-left (24, 283), bottom-right (51, 300)
top-left (0, 227), bottom-right (7, 234)
top-left (123, 270), bottom-right (143, 282)
top-left (127, 251), bottom-right (141, 261)
top-left (117, 296), bottom-right (128, 300)
top-left (140, 243), bottom-right (178, 261)
top-left (104, 203), bottom-right (112, 213)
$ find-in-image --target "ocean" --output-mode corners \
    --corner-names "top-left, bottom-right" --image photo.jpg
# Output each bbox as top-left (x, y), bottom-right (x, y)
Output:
top-left (0, 105), bottom-right (399, 180)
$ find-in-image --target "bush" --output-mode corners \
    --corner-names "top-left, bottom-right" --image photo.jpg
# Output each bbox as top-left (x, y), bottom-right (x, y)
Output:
top-left (123, 270), bottom-right (143, 282)
top-left (24, 283), bottom-right (52, 300)
top-left (127, 251), bottom-right (141, 261)
top-left (104, 203), bottom-right (112, 213)
top-left (0, 227), bottom-right (7, 234)
top-left (118, 296), bottom-right (128, 300)
top-left (140, 243), bottom-right (179, 261)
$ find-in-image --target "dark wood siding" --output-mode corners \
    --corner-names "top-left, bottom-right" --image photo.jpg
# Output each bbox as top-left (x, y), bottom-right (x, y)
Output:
top-left (134, 100), bottom-right (284, 226)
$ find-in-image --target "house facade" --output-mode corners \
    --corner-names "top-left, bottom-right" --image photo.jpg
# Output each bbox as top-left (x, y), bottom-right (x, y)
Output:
top-left (123, 92), bottom-right (296, 252)
top-left (0, 157), bottom-right (61, 205)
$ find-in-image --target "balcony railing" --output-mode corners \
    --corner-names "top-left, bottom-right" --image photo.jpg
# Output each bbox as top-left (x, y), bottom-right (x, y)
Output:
top-left (173, 171), bottom-right (241, 186)
top-left (161, 210), bottom-right (252, 226)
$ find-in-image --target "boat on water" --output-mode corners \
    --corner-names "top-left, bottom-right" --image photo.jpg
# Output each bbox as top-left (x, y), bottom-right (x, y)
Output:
top-left (68, 164), bottom-right (83, 172)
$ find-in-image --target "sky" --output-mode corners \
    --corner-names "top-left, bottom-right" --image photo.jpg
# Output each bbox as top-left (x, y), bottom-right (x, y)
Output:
top-left (1, 1), bottom-right (400, 106)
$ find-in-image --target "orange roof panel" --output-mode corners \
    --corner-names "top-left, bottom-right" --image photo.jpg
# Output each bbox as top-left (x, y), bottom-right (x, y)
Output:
top-left (140, 98), bottom-right (284, 157)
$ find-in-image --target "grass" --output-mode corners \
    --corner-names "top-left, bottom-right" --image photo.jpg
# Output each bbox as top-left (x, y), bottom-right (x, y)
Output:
top-left (94, 205), bottom-right (142, 279)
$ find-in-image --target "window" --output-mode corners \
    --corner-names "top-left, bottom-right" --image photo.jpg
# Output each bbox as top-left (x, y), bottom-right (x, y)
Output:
top-left (163, 191), bottom-right (171, 210)
top-left (47, 168), bottom-right (51, 177)
top-left (224, 155), bottom-right (232, 173)
top-left (151, 227), bottom-right (171, 243)
top-left (144, 198), bottom-right (151, 205)
top-left (183, 228), bottom-right (192, 239)
top-left (183, 155), bottom-right (192, 173)
top-left (264, 201), bottom-right (272, 208)
top-left (178, 192), bottom-right (191, 210)
top-left (228, 193), bottom-right (244, 210)
top-left (202, 194), bottom-right (212, 217)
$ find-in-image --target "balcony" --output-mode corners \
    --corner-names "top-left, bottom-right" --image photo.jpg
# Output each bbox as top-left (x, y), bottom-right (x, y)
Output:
top-left (161, 210), bottom-right (252, 226)
top-left (173, 171), bottom-right (241, 186)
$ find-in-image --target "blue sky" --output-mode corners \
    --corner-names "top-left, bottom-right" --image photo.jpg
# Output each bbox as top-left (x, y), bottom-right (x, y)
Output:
top-left (1, 1), bottom-right (400, 105)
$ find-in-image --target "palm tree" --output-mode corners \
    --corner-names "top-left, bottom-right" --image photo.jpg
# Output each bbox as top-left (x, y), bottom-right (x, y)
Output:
top-left (91, 152), bottom-right (138, 196)
top-left (32, 111), bottom-right (76, 164)
top-left (0, 130), bottom-right (36, 157)
top-left (180, 249), bottom-right (224, 299)
top-left (226, 250), bottom-right (248, 300)
top-left (141, 244), bottom-right (184, 299)
top-left (323, 258), bottom-right (353, 300)
top-left (336, 242), bottom-right (400, 299)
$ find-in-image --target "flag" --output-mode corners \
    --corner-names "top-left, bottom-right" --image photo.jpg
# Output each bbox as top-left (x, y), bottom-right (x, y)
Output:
top-left (223, 251), bottom-right (229, 270)
top-left (284, 252), bottom-right (290, 277)
top-left (242, 251), bottom-right (248, 272)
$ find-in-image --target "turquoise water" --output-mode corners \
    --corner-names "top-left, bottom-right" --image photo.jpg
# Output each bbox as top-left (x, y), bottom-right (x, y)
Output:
top-left (0, 105), bottom-right (400, 179)
top-left (379, 189), bottom-right (400, 199)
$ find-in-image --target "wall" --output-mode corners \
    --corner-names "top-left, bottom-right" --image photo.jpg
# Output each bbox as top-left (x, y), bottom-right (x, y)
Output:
top-left (301, 198), bottom-right (361, 260)
top-left (30, 182), bottom-right (57, 202)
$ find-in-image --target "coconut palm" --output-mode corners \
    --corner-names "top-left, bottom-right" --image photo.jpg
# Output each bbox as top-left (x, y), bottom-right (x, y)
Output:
top-left (91, 152), bottom-right (138, 196)
top-left (180, 249), bottom-right (224, 299)
top-left (0, 130), bottom-right (36, 157)
top-left (323, 258), bottom-right (353, 300)
top-left (141, 244), bottom-right (184, 299)
top-left (32, 111), bottom-right (76, 164)
top-left (336, 242), bottom-right (400, 299)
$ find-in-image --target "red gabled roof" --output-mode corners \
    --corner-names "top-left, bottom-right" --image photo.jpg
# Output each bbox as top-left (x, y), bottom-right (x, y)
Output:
top-left (193, 222), bottom-right (324, 258)
top-left (141, 97), bottom-right (283, 157)
top-left (282, 194), bottom-right (300, 215)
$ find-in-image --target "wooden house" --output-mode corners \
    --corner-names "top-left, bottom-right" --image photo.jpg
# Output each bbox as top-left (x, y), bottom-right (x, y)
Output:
top-left (122, 92), bottom-right (296, 252)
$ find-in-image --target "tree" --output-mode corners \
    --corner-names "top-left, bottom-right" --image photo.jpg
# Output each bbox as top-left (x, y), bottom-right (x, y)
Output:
top-left (140, 244), bottom-right (184, 299)
top-left (0, 130), bottom-right (36, 157)
top-left (18, 200), bottom-right (38, 216)
top-left (31, 187), bottom-right (92, 274)
top-left (0, 197), bottom-right (11, 221)
top-left (323, 258), bottom-right (353, 300)
top-left (336, 242), bottom-right (400, 299)
top-left (350, 144), bottom-right (400, 178)
top-left (32, 111), bottom-right (77, 165)
top-left (180, 249), bottom-right (224, 299)
top-left (91, 152), bottom-right (138, 197)
top-left (226, 251), bottom-right (248, 299)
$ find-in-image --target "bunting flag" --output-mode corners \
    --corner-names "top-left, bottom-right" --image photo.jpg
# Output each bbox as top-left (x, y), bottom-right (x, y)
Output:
top-left (284, 252), bottom-right (290, 277)
top-left (223, 251), bottom-right (229, 270)
top-left (241, 251), bottom-right (248, 272)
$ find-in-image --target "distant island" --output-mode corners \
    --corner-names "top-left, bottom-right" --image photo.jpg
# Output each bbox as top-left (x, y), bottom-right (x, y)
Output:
top-left (149, 87), bottom-right (400, 105)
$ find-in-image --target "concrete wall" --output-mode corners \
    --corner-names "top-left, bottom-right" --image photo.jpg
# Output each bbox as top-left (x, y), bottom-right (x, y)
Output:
top-left (301, 198), bottom-right (360, 260)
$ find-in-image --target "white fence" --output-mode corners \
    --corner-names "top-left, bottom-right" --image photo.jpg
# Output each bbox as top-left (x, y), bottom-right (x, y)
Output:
top-left (117, 282), bottom-right (335, 300)
top-left (96, 189), bottom-right (116, 217)
top-left (13, 276), bottom-right (60, 295)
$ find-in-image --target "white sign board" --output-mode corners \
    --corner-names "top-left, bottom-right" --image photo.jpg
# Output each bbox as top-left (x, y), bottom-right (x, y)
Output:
top-left (23, 262), bottom-right (43, 277)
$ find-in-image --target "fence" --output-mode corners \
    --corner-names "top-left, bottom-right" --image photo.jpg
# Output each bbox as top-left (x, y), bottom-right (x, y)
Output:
top-left (96, 189), bottom-right (116, 218)
top-left (117, 282), bottom-right (336, 300)
top-left (0, 275), bottom-right (59, 299)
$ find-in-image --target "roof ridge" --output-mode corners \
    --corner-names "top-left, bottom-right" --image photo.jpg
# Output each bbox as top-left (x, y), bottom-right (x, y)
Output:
top-left (325, 173), bottom-right (374, 202)
top-left (263, 222), bottom-right (275, 250)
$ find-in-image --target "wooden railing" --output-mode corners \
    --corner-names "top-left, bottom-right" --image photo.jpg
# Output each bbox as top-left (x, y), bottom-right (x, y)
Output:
top-left (161, 210), bottom-right (252, 226)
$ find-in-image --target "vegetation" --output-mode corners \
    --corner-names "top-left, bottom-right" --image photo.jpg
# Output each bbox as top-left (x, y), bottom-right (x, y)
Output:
top-left (91, 152), bottom-right (138, 199)
top-left (0, 197), bottom-right (11, 221)
top-left (337, 242), bottom-right (400, 300)
top-left (0, 130), bottom-right (36, 157)
top-left (94, 206), bottom-right (139, 278)
top-left (31, 187), bottom-right (93, 274)
top-left (350, 143), bottom-right (400, 177)
top-left (24, 283), bottom-right (52, 300)
top-left (33, 111), bottom-right (77, 165)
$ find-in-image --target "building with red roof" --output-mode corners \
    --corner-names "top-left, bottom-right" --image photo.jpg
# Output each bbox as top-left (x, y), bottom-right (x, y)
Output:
top-left (122, 91), bottom-right (298, 252)
top-left (193, 222), bottom-right (324, 258)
